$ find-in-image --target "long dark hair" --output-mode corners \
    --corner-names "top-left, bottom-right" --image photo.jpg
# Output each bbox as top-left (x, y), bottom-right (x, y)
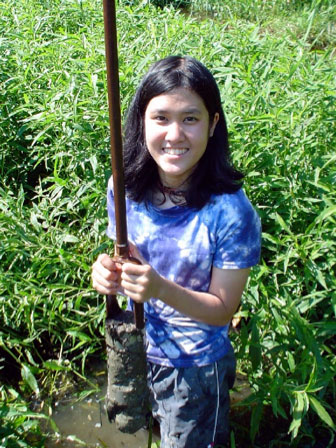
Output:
top-left (123, 55), bottom-right (243, 209)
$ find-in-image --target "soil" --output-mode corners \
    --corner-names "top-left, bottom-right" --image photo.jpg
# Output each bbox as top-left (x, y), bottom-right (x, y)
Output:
top-left (105, 311), bottom-right (149, 434)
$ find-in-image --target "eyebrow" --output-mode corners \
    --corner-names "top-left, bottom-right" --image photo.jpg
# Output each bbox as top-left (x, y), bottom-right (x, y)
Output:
top-left (149, 108), bottom-right (202, 115)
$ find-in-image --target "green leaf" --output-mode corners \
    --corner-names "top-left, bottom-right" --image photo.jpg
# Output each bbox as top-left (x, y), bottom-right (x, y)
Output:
top-left (43, 360), bottom-right (69, 371)
top-left (21, 364), bottom-right (39, 395)
top-left (315, 205), bottom-right (336, 224)
top-left (274, 212), bottom-right (294, 236)
top-left (230, 431), bottom-right (236, 448)
top-left (63, 234), bottom-right (80, 243)
top-left (309, 396), bottom-right (335, 429)
top-left (67, 330), bottom-right (92, 342)
top-left (249, 320), bottom-right (262, 370)
top-left (289, 393), bottom-right (305, 438)
top-left (250, 402), bottom-right (263, 441)
top-left (287, 352), bottom-right (295, 373)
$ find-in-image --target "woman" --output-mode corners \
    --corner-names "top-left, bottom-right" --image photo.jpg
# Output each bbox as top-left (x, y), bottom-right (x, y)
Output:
top-left (92, 55), bottom-right (261, 447)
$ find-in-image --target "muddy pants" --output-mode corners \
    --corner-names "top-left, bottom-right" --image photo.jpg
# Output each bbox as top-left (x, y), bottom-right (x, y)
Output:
top-left (147, 349), bottom-right (236, 448)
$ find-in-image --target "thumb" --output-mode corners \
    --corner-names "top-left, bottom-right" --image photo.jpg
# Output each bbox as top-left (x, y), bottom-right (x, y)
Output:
top-left (98, 253), bottom-right (116, 271)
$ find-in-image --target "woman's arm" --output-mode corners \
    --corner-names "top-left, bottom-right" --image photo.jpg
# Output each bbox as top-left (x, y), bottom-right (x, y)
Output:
top-left (121, 260), bottom-right (250, 327)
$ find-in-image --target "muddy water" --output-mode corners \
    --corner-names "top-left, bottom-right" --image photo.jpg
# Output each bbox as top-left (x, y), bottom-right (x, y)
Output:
top-left (46, 370), bottom-right (159, 448)
top-left (45, 364), bottom-right (249, 448)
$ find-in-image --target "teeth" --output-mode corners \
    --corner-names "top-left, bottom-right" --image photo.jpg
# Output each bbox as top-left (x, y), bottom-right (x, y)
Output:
top-left (163, 148), bottom-right (188, 155)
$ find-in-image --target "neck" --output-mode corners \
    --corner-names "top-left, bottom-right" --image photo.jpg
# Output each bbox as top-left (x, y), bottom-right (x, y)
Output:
top-left (160, 182), bottom-right (186, 195)
top-left (154, 179), bottom-right (187, 207)
top-left (159, 174), bottom-right (189, 190)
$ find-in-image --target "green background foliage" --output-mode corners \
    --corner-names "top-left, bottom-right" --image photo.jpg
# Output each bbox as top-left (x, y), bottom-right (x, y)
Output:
top-left (0, 0), bottom-right (335, 446)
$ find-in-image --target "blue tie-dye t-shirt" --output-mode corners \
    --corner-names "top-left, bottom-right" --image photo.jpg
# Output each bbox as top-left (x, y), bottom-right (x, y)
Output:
top-left (106, 178), bottom-right (261, 368)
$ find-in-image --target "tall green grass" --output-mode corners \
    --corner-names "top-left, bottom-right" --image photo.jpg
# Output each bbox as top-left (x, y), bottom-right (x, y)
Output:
top-left (1, 0), bottom-right (335, 445)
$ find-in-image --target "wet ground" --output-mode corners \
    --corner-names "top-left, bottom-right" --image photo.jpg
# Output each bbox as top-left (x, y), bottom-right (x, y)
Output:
top-left (41, 363), bottom-right (333, 448)
top-left (38, 359), bottom-right (158, 448)
top-left (46, 380), bottom-right (159, 448)
top-left (43, 361), bottom-right (250, 448)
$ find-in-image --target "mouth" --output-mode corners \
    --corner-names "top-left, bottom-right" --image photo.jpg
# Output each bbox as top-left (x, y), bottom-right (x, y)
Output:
top-left (162, 148), bottom-right (189, 155)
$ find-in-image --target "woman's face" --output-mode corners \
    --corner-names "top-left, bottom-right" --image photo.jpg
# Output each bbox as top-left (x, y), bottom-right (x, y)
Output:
top-left (144, 87), bottom-right (219, 188)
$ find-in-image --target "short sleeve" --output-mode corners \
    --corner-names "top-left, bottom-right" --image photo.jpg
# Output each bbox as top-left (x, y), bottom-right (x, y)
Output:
top-left (213, 191), bottom-right (261, 269)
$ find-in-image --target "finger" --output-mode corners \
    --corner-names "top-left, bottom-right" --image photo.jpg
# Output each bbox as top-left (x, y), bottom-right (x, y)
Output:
top-left (98, 253), bottom-right (117, 271)
top-left (92, 269), bottom-right (117, 289)
top-left (122, 286), bottom-right (145, 304)
top-left (122, 262), bottom-right (147, 276)
top-left (120, 271), bottom-right (138, 288)
top-left (92, 283), bottom-right (116, 295)
top-left (93, 258), bottom-right (119, 282)
top-left (92, 269), bottom-right (119, 292)
top-left (92, 277), bottom-right (118, 295)
top-left (121, 272), bottom-right (150, 301)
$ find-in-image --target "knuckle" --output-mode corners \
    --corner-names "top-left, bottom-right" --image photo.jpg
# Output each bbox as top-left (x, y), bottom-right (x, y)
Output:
top-left (144, 264), bottom-right (151, 274)
top-left (141, 278), bottom-right (149, 290)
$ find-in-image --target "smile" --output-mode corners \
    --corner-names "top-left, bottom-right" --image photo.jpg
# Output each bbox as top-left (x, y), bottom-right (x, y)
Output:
top-left (163, 148), bottom-right (189, 155)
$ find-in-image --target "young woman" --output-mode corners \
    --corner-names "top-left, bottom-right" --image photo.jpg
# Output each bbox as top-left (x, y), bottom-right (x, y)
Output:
top-left (92, 55), bottom-right (261, 448)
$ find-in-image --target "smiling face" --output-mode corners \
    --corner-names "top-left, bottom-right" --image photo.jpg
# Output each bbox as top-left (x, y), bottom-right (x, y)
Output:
top-left (144, 87), bottom-right (219, 189)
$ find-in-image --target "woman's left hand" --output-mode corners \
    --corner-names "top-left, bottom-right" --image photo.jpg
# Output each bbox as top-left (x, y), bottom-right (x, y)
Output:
top-left (121, 262), bottom-right (162, 303)
top-left (121, 243), bottom-right (162, 303)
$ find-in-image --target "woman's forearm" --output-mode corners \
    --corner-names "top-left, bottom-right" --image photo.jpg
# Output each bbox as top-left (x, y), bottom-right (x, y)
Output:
top-left (121, 260), bottom-right (250, 327)
top-left (156, 276), bottom-right (238, 326)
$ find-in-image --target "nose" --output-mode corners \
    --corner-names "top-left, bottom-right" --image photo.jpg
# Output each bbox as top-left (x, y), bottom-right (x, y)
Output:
top-left (165, 121), bottom-right (185, 142)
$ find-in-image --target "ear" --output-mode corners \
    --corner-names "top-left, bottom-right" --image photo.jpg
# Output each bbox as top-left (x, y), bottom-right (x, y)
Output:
top-left (209, 112), bottom-right (219, 137)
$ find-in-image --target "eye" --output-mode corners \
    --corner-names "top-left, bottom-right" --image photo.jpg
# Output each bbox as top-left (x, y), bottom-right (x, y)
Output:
top-left (154, 115), bottom-right (167, 122)
top-left (184, 116), bottom-right (197, 123)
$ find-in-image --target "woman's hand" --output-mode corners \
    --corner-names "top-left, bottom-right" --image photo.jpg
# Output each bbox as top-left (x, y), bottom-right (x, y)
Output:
top-left (91, 245), bottom-right (162, 302)
top-left (121, 262), bottom-right (162, 304)
top-left (120, 243), bottom-right (163, 303)
top-left (91, 254), bottom-right (122, 295)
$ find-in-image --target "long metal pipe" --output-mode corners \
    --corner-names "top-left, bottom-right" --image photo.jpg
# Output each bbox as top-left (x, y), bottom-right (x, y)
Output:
top-left (103, 0), bottom-right (128, 253)
top-left (102, 0), bottom-right (144, 329)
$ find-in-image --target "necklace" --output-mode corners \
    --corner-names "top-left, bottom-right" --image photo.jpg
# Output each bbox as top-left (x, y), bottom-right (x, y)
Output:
top-left (156, 180), bottom-right (187, 205)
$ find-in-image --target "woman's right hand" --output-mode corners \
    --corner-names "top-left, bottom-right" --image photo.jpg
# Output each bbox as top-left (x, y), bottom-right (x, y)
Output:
top-left (91, 253), bottom-right (121, 295)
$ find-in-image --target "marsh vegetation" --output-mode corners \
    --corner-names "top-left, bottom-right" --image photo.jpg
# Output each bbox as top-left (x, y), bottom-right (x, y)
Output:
top-left (0, 0), bottom-right (335, 446)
